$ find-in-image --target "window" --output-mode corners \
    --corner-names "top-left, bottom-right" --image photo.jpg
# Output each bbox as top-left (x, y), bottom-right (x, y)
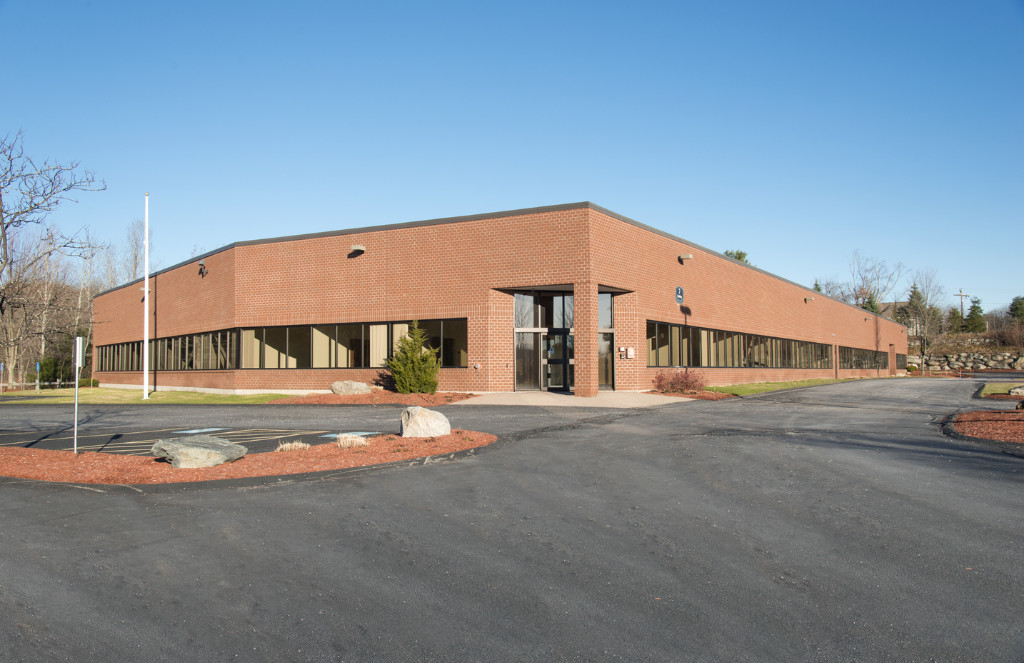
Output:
top-left (598, 293), bottom-right (613, 329)
top-left (838, 346), bottom-right (889, 370)
top-left (646, 321), bottom-right (833, 370)
top-left (96, 319), bottom-right (468, 372)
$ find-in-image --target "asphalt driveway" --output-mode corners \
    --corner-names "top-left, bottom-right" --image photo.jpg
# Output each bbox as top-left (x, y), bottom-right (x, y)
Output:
top-left (1, 379), bottom-right (1022, 661)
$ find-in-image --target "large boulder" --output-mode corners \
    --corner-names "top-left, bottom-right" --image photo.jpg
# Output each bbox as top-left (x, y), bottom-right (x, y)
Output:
top-left (152, 435), bottom-right (247, 468)
top-left (1009, 386), bottom-right (1024, 396)
top-left (331, 380), bottom-right (372, 395)
top-left (1014, 357), bottom-right (1024, 371)
top-left (400, 406), bottom-right (451, 437)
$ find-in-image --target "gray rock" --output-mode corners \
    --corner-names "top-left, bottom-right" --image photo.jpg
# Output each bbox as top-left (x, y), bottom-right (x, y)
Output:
top-left (331, 380), bottom-right (372, 395)
top-left (1014, 358), bottom-right (1024, 370)
top-left (152, 435), bottom-right (247, 469)
top-left (1009, 386), bottom-right (1024, 396)
top-left (400, 406), bottom-right (451, 438)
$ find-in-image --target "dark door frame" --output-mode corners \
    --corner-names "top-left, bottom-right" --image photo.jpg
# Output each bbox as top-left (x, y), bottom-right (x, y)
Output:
top-left (541, 332), bottom-right (573, 391)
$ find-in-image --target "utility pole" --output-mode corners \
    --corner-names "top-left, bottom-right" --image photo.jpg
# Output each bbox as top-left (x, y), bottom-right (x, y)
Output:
top-left (955, 288), bottom-right (970, 318)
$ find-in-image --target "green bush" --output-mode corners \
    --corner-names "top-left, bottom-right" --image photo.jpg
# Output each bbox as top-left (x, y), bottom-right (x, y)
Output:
top-left (385, 321), bottom-right (440, 394)
top-left (79, 378), bottom-right (99, 387)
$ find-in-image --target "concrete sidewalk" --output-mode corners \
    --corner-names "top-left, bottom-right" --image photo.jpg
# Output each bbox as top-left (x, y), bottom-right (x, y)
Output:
top-left (452, 390), bottom-right (691, 408)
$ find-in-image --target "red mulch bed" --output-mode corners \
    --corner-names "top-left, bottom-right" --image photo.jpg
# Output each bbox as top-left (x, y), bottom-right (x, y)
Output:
top-left (0, 430), bottom-right (496, 485)
top-left (269, 391), bottom-right (476, 405)
top-left (646, 390), bottom-right (736, 401)
top-left (982, 394), bottom-right (1024, 400)
top-left (953, 411), bottom-right (1024, 444)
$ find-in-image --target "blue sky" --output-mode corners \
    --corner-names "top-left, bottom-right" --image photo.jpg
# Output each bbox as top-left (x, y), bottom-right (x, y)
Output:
top-left (4, 0), bottom-right (1022, 309)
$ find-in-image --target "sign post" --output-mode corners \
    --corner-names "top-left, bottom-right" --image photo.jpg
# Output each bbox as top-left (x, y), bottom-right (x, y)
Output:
top-left (1, 362), bottom-right (4, 394)
top-left (73, 337), bottom-right (85, 454)
top-left (36, 362), bottom-right (40, 393)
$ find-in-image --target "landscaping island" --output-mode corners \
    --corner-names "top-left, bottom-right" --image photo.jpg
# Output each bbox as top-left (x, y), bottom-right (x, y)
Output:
top-left (0, 430), bottom-right (496, 485)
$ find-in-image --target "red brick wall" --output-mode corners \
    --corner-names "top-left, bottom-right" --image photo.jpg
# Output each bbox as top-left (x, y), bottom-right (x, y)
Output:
top-left (94, 204), bottom-right (907, 394)
top-left (586, 208), bottom-right (906, 388)
top-left (93, 249), bottom-right (236, 344)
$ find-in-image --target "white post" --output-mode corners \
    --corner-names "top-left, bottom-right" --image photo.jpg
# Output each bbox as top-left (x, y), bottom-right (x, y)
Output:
top-left (73, 337), bottom-right (85, 454)
top-left (142, 192), bottom-right (150, 399)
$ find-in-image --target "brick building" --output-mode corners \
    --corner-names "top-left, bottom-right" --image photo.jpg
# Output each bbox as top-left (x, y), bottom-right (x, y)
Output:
top-left (92, 202), bottom-right (909, 397)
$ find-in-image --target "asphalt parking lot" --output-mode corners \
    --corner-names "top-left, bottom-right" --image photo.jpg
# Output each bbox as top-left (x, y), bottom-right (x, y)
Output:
top-left (1, 379), bottom-right (1022, 661)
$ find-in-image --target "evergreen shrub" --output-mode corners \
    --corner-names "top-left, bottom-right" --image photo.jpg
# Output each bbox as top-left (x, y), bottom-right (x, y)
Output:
top-left (385, 320), bottom-right (440, 394)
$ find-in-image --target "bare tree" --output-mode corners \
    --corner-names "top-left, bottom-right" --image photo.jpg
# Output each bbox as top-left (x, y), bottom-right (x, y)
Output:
top-left (847, 250), bottom-right (910, 306)
top-left (816, 250), bottom-right (910, 309)
top-left (0, 131), bottom-right (104, 386)
top-left (73, 230), bottom-right (101, 352)
top-left (984, 306), bottom-right (1011, 332)
top-left (0, 231), bottom-right (83, 386)
top-left (121, 217), bottom-right (150, 282)
top-left (94, 219), bottom-right (156, 292)
top-left (99, 242), bottom-right (122, 291)
top-left (814, 276), bottom-right (849, 303)
top-left (0, 130), bottom-right (105, 316)
top-left (896, 268), bottom-right (947, 356)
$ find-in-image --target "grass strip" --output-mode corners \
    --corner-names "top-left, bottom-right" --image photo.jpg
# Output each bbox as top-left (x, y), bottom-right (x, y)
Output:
top-left (0, 388), bottom-right (291, 405)
top-left (979, 382), bottom-right (1024, 398)
top-left (706, 378), bottom-right (857, 397)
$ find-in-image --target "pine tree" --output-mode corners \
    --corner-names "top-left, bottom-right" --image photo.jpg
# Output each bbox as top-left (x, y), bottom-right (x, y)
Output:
top-left (385, 320), bottom-right (440, 394)
top-left (946, 306), bottom-right (964, 334)
top-left (862, 292), bottom-right (881, 315)
top-left (813, 279), bottom-right (823, 293)
top-left (896, 284), bottom-right (922, 326)
top-left (1010, 296), bottom-right (1024, 324)
top-left (724, 250), bottom-right (750, 264)
top-left (897, 284), bottom-right (943, 356)
top-left (964, 297), bottom-right (986, 333)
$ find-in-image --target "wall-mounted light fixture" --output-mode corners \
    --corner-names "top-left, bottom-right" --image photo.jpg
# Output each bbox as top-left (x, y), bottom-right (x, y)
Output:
top-left (198, 260), bottom-right (209, 278)
top-left (678, 254), bottom-right (693, 265)
top-left (805, 296), bottom-right (814, 303)
top-left (351, 245), bottom-right (366, 255)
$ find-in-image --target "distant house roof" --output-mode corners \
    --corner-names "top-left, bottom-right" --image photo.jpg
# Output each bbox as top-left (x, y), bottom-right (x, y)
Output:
top-left (880, 301), bottom-right (907, 320)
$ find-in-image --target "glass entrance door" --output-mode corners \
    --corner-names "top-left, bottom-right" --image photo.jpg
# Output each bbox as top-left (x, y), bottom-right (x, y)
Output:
top-left (515, 333), bottom-right (539, 390)
top-left (598, 333), bottom-right (614, 389)
top-left (542, 333), bottom-right (573, 391)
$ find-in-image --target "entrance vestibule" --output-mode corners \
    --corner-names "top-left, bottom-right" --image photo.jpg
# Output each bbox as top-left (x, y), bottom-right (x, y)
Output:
top-left (512, 289), bottom-right (615, 392)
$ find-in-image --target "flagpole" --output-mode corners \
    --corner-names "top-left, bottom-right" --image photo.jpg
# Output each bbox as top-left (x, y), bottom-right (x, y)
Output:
top-left (142, 193), bottom-right (150, 400)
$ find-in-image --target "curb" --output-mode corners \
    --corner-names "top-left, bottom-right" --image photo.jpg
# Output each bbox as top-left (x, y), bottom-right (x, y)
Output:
top-left (939, 413), bottom-right (1024, 460)
top-left (0, 432), bottom-right (517, 495)
top-left (972, 382), bottom-right (1024, 402)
